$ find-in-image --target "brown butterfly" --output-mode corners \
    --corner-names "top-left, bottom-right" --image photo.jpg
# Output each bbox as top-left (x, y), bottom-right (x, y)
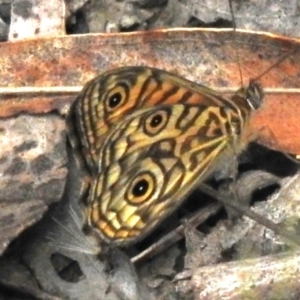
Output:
top-left (67, 71), bottom-right (263, 245)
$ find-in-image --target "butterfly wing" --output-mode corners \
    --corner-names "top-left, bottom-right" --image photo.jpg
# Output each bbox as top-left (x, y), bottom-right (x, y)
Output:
top-left (86, 104), bottom-right (243, 245)
top-left (67, 67), bottom-right (256, 172)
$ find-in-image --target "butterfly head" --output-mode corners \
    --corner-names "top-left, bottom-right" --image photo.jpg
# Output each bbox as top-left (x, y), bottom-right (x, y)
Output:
top-left (233, 80), bottom-right (264, 113)
top-left (245, 80), bottom-right (264, 110)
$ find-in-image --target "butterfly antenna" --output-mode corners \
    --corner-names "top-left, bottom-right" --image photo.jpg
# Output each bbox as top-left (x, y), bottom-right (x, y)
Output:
top-left (253, 48), bottom-right (297, 83)
top-left (228, 0), bottom-right (244, 89)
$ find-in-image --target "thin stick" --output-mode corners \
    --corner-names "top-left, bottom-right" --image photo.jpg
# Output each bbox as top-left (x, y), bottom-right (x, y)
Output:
top-left (198, 183), bottom-right (300, 247)
top-left (131, 202), bottom-right (222, 263)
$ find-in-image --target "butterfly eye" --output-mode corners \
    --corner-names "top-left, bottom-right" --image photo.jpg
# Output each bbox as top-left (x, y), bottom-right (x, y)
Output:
top-left (144, 110), bottom-right (169, 136)
top-left (126, 173), bottom-right (155, 204)
top-left (106, 85), bottom-right (127, 112)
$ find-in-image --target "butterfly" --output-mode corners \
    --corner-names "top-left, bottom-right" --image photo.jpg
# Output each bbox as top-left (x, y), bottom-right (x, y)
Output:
top-left (67, 66), bottom-right (262, 176)
top-left (66, 69), bottom-right (263, 245)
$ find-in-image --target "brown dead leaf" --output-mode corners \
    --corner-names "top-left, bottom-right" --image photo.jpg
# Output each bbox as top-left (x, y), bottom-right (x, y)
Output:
top-left (0, 28), bottom-right (300, 256)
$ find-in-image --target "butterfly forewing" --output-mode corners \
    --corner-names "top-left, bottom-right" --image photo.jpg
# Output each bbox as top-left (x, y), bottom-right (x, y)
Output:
top-left (67, 67), bottom-right (261, 173)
